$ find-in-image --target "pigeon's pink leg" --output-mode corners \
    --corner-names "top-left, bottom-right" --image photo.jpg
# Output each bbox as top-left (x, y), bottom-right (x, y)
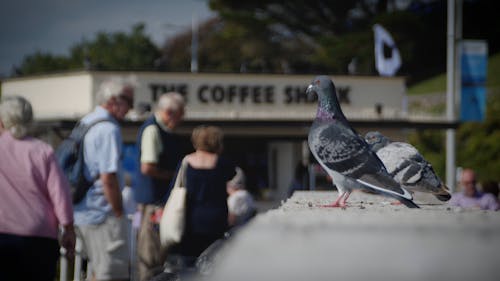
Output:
top-left (321, 191), bottom-right (350, 208)
top-left (339, 190), bottom-right (352, 207)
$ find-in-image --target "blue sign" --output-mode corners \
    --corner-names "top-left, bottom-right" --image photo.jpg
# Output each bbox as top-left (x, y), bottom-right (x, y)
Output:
top-left (460, 40), bottom-right (488, 121)
top-left (460, 87), bottom-right (486, 122)
top-left (122, 144), bottom-right (138, 185)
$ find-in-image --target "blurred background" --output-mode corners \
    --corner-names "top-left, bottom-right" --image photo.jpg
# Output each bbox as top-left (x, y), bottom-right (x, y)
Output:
top-left (1, 0), bottom-right (499, 203)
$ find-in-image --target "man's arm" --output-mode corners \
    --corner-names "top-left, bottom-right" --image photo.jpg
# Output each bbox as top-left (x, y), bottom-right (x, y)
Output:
top-left (100, 172), bottom-right (123, 217)
top-left (140, 124), bottom-right (176, 181)
top-left (141, 162), bottom-right (175, 180)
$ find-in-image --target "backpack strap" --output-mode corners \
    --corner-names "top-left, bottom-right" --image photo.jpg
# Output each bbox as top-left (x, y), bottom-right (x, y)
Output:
top-left (76, 118), bottom-right (113, 135)
top-left (77, 118), bottom-right (114, 181)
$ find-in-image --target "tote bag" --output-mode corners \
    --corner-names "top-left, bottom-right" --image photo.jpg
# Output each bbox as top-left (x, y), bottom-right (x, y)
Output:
top-left (160, 156), bottom-right (188, 248)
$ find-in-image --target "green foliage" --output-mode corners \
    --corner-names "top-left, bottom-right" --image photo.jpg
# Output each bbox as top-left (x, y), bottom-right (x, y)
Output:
top-left (408, 53), bottom-right (500, 95)
top-left (205, 0), bottom-right (378, 74)
top-left (17, 52), bottom-right (76, 75)
top-left (203, 0), bottom-right (450, 77)
top-left (70, 23), bottom-right (160, 71)
top-left (486, 53), bottom-right (500, 88)
top-left (406, 50), bottom-right (500, 183)
top-left (457, 89), bottom-right (500, 181)
top-left (408, 89), bottom-right (500, 183)
top-left (15, 23), bottom-right (160, 75)
top-left (407, 73), bottom-right (446, 95)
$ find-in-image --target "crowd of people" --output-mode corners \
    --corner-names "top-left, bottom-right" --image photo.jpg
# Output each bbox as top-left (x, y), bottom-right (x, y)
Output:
top-left (1, 77), bottom-right (498, 281)
top-left (0, 77), bottom-right (257, 281)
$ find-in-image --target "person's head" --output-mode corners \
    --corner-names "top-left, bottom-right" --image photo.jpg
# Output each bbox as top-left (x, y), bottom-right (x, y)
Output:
top-left (156, 92), bottom-right (185, 129)
top-left (0, 96), bottom-right (33, 139)
top-left (96, 77), bottom-right (135, 121)
top-left (227, 167), bottom-right (246, 193)
top-left (191, 125), bottom-right (224, 154)
top-left (460, 168), bottom-right (477, 197)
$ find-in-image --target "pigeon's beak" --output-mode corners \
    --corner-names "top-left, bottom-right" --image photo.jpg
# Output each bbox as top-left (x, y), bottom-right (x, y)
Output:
top-left (434, 184), bottom-right (452, 201)
top-left (306, 84), bottom-right (315, 95)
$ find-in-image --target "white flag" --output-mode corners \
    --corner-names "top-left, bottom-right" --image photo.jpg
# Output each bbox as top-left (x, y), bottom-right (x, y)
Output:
top-left (373, 24), bottom-right (402, 76)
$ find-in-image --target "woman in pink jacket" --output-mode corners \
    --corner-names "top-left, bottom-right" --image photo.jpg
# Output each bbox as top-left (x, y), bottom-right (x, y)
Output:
top-left (0, 96), bottom-right (75, 281)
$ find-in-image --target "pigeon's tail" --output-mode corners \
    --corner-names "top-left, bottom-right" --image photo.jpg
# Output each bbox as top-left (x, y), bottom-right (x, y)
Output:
top-left (357, 178), bottom-right (420, 209)
top-left (396, 196), bottom-right (420, 208)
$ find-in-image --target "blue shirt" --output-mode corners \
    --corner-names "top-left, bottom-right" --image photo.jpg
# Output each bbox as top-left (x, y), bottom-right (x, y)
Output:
top-left (74, 106), bottom-right (124, 225)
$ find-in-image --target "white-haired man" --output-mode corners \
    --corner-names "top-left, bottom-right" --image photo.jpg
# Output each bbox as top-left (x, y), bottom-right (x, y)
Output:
top-left (134, 92), bottom-right (186, 281)
top-left (73, 77), bottom-right (135, 281)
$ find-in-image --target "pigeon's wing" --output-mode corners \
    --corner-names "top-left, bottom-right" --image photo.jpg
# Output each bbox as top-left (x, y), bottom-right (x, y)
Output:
top-left (308, 121), bottom-right (384, 178)
top-left (379, 142), bottom-right (443, 191)
top-left (308, 121), bottom-right (412, 200)
top-left (377, 142), bottom-right (424, 184)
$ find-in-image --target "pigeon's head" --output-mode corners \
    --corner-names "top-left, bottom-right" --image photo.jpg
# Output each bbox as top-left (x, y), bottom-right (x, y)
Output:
top-left (307, 75), bottom-right (343, 120)
top-left (432, 183), bottom-right (451, 201)
top-left (365, 131), bottom-right (391, 152)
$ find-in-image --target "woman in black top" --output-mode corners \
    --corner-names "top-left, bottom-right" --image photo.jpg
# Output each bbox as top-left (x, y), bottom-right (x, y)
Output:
top-left (170, 125), bottom-right (235, 265)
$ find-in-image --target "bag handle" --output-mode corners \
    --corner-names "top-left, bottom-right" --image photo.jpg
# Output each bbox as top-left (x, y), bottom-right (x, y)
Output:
top-left (173, 156), bottom-right (189, 188)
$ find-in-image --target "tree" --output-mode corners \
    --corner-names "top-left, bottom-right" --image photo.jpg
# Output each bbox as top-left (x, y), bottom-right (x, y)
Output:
top-left (15, 52), bottom-right (75, 76)
top-left (15, 23), bottom-right (160, 76)
top-left (204, 0), bottom-right (448, 78)
top-left (407, 89), bottom-right (500, 183)
top-left (457, 89), bottom-right (500, 181)
top-left (70, 23), bottom-right (160, 71)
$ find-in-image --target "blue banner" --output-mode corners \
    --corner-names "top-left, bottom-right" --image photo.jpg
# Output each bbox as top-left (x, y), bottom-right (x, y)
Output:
top-left (460, 40), bottom-right (488, 121)
top-left (460, 87), bottom-right (486, 122)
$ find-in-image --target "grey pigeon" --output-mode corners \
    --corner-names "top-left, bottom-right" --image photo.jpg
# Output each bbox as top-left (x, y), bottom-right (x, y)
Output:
top-left (307, 75), bottom-right (419, 208)
top-left (365, 131), bottom-right (451, 201)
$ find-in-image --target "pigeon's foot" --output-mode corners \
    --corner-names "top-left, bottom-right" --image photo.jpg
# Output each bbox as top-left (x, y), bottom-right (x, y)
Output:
top-left (390, 201), bottom-right (402, 205)
top-left (320, 202), bottom-right (346, 208)
top-left (319, 191), bottom-right (351, 208)
top-left (319, 200), bottom-right (349, 209)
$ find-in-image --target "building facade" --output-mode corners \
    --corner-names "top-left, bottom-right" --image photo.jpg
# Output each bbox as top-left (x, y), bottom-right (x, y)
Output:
top-left (2, 71), bottom-right (444, 201)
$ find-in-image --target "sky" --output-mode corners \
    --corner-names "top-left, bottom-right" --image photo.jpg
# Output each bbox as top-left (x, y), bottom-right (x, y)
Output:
top-left (0, 0), bottom-right (215, 77)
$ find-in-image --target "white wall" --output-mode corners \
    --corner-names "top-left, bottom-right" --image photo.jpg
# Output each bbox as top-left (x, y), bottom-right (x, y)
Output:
top-left (2, 72), bottom-right (93, 120)
top-left (1, 71), bottom-right (407, 121)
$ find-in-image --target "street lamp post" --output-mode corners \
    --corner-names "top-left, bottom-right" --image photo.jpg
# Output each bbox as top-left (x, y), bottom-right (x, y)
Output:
top-left (446, 0), bottom-right (462, 192)
top-left (191, 12), bottom-right (199, 73)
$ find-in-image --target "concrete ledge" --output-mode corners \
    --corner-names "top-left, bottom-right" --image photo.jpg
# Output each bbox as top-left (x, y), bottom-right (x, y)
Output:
top-left (206, 191), bottom-right (500, 281)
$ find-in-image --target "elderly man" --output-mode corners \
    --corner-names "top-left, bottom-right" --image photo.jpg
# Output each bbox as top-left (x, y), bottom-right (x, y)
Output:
top-left (134, 92), bottom-right (186, 281)
top-left (449, 168), bottom-right (499, 211)
top-left (73, 77), bottom-right (135, 281)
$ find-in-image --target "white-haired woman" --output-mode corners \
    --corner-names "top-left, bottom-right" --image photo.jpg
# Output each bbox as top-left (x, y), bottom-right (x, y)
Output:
top-left (0, 96), bottom-right (75, 281)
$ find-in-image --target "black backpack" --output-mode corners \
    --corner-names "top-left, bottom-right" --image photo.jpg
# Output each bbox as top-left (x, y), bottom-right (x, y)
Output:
top-left (55, 119), bottom-right (110, 203)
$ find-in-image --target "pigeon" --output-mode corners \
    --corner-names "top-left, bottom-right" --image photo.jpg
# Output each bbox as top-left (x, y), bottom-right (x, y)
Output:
top-left (365, 131), bottom-right (451, 201)
top-left (306, 75), bottom-right (419, 208)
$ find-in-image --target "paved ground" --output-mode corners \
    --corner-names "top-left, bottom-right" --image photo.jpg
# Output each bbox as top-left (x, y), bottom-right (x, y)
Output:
top-left (202, 191), bottom-right (500, 281)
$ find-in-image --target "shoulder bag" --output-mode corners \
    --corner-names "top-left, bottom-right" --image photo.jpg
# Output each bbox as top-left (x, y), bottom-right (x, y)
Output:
top-left (159, 156), bottom-right (189, 249)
